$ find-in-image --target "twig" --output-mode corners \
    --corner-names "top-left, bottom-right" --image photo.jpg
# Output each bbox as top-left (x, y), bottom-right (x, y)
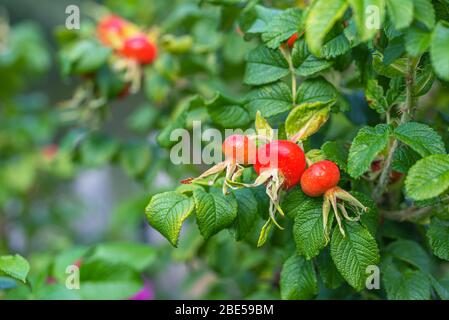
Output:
top-left (381, 207), bottom-right (432, 222)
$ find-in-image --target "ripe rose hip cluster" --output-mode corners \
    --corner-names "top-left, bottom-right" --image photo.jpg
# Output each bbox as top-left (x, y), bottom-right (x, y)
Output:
top-left (185, 117), bottom-right (367, 244)
top-left (97, 15), bottom-right (157, 65)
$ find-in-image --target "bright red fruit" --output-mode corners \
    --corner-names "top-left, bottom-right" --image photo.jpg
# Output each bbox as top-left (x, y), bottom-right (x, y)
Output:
top-left (97, 15), bottom-right (128, 46)
top-left (120, 34), bottom-right (157, 64)
top-left (287, 33), bottom-right (299, 48)
top-left (222, 134), bottom-right (256, 165)
top-left (301, 160), bottom-right (340, 197)
top-left (254, 140), bottom-right (306, 189)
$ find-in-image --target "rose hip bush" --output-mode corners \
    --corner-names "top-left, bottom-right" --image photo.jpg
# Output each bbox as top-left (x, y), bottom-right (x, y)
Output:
top-left (2, 0), bottom-right (449, 300)
top-left (145, 0), bottom-right (449, 300)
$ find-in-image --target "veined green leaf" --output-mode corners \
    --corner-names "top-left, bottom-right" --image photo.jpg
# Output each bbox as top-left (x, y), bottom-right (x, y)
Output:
top-left (245, 82), bottom-right (292, 118)
top-left (285, 101), bottom-right (333, 142)
top-left (194, 188), bottom-right (238, 239)
top-left (427, 218), bottom-right (449, 261)
top-left (206, 93), bottom-right (250, 128)
top-left (413, 0), bottom-right (436, 30)
top-left (145, 192), bottom-right (195, 247)
top-left (0, 254), bottom-right (30, 283)
top-left (382, 261), bottom-right (431, 300)
top-left (280, 254), bottom-right (318, 299)
top-left (244, 45), bottom-right (289, 85)
top-left (305, 0), bottom-right (349, 56)
top-left (349, 0), bottom-right (386, 41)
top-left (348, 124), bottom-right (391, 178)
top-left (394, 122), bottom-right (446, 157)
top-left (330, 222), bottom-right (379, 291)
top-left (431, 21), bottom-right (449, 81)
top-left (406, 154), bottom-right (449, 200)
top-left (386, 0), bottom-right (414, 29)
top-left (262, 8), bottom-right (303, 49)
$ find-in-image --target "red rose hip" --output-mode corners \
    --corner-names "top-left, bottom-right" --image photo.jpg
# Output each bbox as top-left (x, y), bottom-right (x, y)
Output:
top-left (222, 134), bottom-right (256, 165)
top-left (97, 15), bottom-right (128, 46)
top-left (120, 34), bottom-right (157, 64)
top-left (287, 33), bottom-right (299, 48)
top-left (301, 160), bottom-right (340, 197)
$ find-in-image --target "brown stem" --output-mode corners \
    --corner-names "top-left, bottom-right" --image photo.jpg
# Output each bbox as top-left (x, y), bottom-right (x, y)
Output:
top-left (381, 207), bottom-right (432, 222)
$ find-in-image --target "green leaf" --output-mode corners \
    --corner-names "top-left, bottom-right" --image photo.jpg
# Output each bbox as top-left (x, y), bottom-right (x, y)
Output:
top-left (321, 33), bottom-right (351, 59)
top-left (297, 77), bottom-right (339, 105)
top-left (231, 189), bottom-right (259, 241)
top-left (387, 239), bottom-right (431, 273)
top-left (373, 52), bottom-right (408, 77)
top-left (429, 275), bottom-right (449, 300)
top-left (89, 243), bottom-right (156, 272)
top-left (293, 41), bottom-right (334, 77)
top-left (262, 8), bottom-right (303, 49)
top-left (392, 145), bottom-right (421, 174)
top-left (365, 79), bottom-right (389, 113)
top-left (245, 82), bottom-right (292, 118)
top-left (0, 254), bottom-right (30, 283)
top-left (348, 124), bottom-right (391, 178)
top-left (305, 0), bottom-right (349, 56)
top-left (206, 93), bottom-right (250, 128)
top-left (413, 0), bottom-right (435, 30)
top-left (292, 198), bottom-right (329, 259)
top-left (427, 218), bottom-right (449, 261)
top-left (431, 21), bottom-right (449, 81)
top-left (283, 187), bottom-right (316, 220)
top-left (244, 45), bottom-right (289, 85)
top-left (284, 189), bottom-right (330, 259)
top-left (193, 188), bottom-right (238, 239)
top-left (145, 191), bottom-right (195, 247)
top-left (330, 222), bottom-right (380, 291)
top-left (414, 64), bottom-right (435, 96)
top-left (280, 254), bottom-right (318, 300)
top-left (394, 122), bottom-right (446, 157)
top-left (349, 0), bottom-right (386, 41)
top-left (406, 154), bottom-right (449, 200)
top-left (382, 262), bottom-right (431, 300)
top-left (386, 0), bottom-right (414, 29)
top-left (255, 111), bottom-right (274, 140)
top-left (322, 141), bottom-right (349, 172)
top-left (285, 101), bottom-right (333, 141)
top-left (246, 5), bottom-right (282, 35)
top-left (405, 27), bottom-right (431, 57)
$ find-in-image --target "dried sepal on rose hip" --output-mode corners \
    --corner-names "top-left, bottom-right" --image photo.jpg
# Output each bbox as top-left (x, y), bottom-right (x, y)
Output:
top-left (182, 134), bottom-right (257, 195)
top-left (227, 139), bottom-right (307, 236)
top-left (300, 160), bottom-right (368, 241)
